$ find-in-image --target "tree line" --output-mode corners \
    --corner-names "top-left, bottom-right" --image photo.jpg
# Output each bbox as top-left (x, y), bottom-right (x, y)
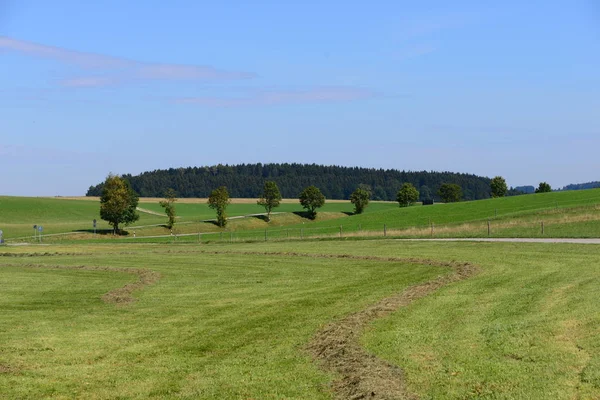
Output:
top-left (87, 163), bottom-right (493, 201)
top-left (98, 174), bottom-right (550, 235)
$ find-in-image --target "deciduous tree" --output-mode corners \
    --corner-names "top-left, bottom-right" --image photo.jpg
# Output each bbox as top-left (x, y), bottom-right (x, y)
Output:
top-left (396, 183), bottom-right (419, 207)
top-left (535, 182), bottom-right (552, 193)
top-left (100, 174), bottom-right (139, 234)
top-left (159, 188), bottom-right (177, 229)
top-left (490, 176), bottom-right (508, 198)
top-left (257, 181), bottom-right (282, 222)
top-left (299, 186), bottom-right (325, 219)
top-left (350, 187), bottom-right (370, 214)
top-left (438, 183), bottom-right (462, 203)
top-left (208, 186), bottom-right (230, 227)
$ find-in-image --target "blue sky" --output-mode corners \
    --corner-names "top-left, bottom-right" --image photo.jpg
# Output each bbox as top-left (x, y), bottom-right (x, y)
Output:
top-left (1, 0), bottom-right (599, 196)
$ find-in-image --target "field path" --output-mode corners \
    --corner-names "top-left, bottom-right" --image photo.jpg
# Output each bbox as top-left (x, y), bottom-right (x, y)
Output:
top-left (399, 238), bottom-right (600, 244)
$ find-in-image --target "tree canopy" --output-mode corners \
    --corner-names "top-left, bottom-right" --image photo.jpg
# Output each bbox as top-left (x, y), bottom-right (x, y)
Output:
top-left (257, 181), bottom-right (282, 222)
top-left (159, 188), bottom-right (177, 229)
top-left (490, 176), bottom-right (508, 198)
top-left (535, 182), bottom-right (552, 193)
top-left (438, 183), bottom-right (462, 203)
top-left (299, 186), bottom-right (325, 219)
top-left (350, 187), bottom-right (370, 214)
top-left (86, 163), bottom-right (492, 201)
top-left (208, 186), bottom-right (230, 227)
top-left (100, 174), bottom-right (139, 234)
top-left (396, 183), bottom-right (419, 207)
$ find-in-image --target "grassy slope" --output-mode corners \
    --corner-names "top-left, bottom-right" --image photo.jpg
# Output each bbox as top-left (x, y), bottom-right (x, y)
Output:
top-left (0, 243), bottom-right (442, 399)
top-left (232, 240), bottom-right (600, 399)
top-left (284, 188), bottom-right (600, 231)
top-left (123, 190), bottom-right (600, 242)
top-left (1, 240), bottom-right (600, 398)
top-left (2, 189), bottom-right (600, 241)
top-left (137, 199), bottom-right (395, 219)
top-left (0, 196), bottom-right (396, 239)
top-left (0, 197), bottom-right (163, 238)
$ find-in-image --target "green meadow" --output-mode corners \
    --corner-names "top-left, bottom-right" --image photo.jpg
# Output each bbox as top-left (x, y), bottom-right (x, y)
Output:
top-left (1, 240), bottom-right (599, 399)
top-left (0, 196), bottom-right (396, 239)
top-left (2, 189), bottom-right (599, 242)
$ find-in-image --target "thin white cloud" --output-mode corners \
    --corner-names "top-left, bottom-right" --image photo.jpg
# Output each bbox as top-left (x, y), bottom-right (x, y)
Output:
top-left (0, 36), bottom-right (255, 87)
top-left (174, 87), bottom-right (376, 107)
top-left (393, 43), bottom-right (437, 61)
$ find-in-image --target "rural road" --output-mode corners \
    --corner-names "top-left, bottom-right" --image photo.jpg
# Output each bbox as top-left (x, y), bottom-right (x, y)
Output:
top-left (400, 238), bottom-right (600, 244)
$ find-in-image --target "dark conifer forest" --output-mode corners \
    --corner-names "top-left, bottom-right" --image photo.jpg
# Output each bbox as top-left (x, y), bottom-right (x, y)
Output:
top-left (86, 163), bottom-right (493, 201)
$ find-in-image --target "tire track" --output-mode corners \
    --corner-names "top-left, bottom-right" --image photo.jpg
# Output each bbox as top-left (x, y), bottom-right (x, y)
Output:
top-left (307, 260), bottom-right (478, 399)
top-left (176, 249), bottom-right (479, 399)
top-left (0, 263), bottom-right (160, 304)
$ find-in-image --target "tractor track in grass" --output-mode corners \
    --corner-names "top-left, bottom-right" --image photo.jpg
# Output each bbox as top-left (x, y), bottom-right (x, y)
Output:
top-left (176, 249), bottom-right (480, 399)
top-left (307, 259), bottom-right (478, 399)
top-left (0, 263), bottom-right (160, 304)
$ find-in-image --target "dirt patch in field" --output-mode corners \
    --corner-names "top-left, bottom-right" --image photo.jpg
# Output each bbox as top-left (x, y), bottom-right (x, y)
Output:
top-left (0, 252), bottom-right (93, 257)
top-left (0, 364), bottom-right (18, 374)
top-left (1, 264), bottom-right (160, 305)
top-left (101, 267), bottom-right (160, 304)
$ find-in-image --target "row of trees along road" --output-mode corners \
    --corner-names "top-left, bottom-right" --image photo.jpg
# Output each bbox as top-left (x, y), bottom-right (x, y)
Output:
top-left (98, 174), bottom-right (553, 235)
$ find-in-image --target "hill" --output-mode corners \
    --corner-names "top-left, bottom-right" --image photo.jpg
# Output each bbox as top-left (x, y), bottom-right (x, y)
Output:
top-left (85, 163), bottom-right (492, 201)
top-left (562, 181), bottom-right (600, 191)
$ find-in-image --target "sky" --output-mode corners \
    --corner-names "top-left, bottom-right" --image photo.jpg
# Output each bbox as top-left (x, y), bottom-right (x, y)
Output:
top-left (1, 0), bottom-right (599, 196)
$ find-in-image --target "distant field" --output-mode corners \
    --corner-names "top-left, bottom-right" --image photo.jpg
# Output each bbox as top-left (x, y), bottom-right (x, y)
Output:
top-left (3, 189), bottom-right (600, 242)
top-left (117, 189), bottom-right (600, 242)
top-left (1, 240), bottom-right (599, 398)
top-left (0, 196), bottom-right (395, 240)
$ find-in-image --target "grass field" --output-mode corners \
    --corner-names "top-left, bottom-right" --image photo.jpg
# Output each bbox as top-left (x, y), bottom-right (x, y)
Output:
top-left (1, 239), bottom-right (599, 399)
top-left (2, 189), bottom-right (600, 242)
top-left (0, 196), bottom-right (396, 240)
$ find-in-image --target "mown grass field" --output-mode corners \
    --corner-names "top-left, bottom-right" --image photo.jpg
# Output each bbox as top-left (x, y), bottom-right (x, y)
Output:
top-left (1, 239), bottom-right (599, 399)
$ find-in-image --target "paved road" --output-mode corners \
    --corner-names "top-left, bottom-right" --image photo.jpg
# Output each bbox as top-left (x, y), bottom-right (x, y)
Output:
top-left (400, 238), bottom-right (600, 244)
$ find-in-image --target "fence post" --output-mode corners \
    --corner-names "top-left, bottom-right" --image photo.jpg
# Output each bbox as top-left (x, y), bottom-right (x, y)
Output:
top-left (541, 221), bottom-right (544, 235)
top-left (384, 224), bottom-right (387, 237)
top-left (487, 220), bottom-right (491, 237)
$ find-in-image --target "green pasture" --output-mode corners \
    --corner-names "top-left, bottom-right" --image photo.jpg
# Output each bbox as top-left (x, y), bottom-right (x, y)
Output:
top-left (1, 240), bottom-right (599, 399)
top-left (0, 196), bottom-right (396, 240)
top-left (280, 188), bottom-right (600, 232)
top-left (137, 199), bottom-right (395, 219)
top-left (2, 189), bottom-right (600, 242)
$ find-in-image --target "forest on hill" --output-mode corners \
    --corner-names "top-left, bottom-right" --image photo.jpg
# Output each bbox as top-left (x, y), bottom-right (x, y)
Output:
top-left (561, 181), bottom-right (600, 191)
top-left (86, 163), bottom-right (493, 201)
